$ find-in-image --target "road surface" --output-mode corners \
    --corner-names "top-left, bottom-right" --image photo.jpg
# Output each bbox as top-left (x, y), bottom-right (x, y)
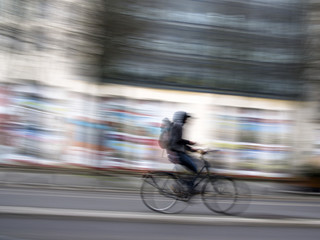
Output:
top-left (0, 186), bottom-right (319, 240)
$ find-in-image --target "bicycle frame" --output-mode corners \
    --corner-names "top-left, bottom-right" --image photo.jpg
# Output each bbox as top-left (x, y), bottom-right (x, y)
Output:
top-left (141, 150), bottom-right (241, 214)
top-left (175, 153), bottom-right (212, 193)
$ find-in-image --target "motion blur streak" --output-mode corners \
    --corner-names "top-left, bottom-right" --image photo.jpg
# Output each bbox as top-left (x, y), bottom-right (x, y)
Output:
top-left (0, 0), bottom-right (319, 191)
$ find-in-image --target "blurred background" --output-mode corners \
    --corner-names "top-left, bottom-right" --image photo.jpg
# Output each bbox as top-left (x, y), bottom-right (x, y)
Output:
top-left (0, 0), bottom-right (320, 189)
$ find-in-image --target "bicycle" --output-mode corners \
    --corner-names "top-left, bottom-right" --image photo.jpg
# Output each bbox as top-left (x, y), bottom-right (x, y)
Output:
top-left (140, 150), bottom-right (243, 214)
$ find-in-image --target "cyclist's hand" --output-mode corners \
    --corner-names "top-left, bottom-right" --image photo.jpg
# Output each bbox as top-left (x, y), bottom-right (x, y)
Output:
top-left (197, 149), bottom-right (207, 155)
top-left (188, 141), bottom-right (196, 145)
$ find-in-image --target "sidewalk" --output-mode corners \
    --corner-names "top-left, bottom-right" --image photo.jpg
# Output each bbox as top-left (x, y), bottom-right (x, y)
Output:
top-left (0, 167), bottom-right (142, 192)
top-left (1, 166), bottom-right (319, 198)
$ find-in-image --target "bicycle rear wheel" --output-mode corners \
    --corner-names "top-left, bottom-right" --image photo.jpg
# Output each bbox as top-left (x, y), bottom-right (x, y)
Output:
top-left (140, 172), bottom-right (185, 213)
top-left (202, 176), bottom-right (237, 214)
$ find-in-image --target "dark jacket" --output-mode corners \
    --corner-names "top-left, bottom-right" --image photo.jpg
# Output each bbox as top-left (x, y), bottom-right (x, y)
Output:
top-left (169, 111), bottom-right (195, 153)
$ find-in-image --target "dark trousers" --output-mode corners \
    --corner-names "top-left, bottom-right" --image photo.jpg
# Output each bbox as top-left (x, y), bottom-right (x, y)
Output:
top-left (176, 152), bottom-right (198, 190)
top-left (177, 152), bottom-right (197, 174)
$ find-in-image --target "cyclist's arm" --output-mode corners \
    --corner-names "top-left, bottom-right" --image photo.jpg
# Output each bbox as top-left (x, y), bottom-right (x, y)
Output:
top-left (185, 144), bottom-right (199, 152)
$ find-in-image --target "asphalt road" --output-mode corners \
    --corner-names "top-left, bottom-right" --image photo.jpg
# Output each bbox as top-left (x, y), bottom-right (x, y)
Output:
top-left (0, 187), bottom-right (319, 218)
top-left (0, 217), bottom-right (320, 240)
top-left (0, 186), bottom-right (319, 240)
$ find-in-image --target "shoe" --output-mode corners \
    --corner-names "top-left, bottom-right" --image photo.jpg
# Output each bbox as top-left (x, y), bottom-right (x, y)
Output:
top-left (190, 188), bottom-right (202, 195)
top-left (171, 183), bottom-right (189, 199)
top-left (171, 183), bottom-right (185, 194)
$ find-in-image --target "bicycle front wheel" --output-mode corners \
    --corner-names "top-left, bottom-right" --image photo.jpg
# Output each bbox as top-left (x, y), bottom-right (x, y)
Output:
top-left (140, 172), bottom-right (182, 213)
top-left (202, 176), bottom-right (237, 214)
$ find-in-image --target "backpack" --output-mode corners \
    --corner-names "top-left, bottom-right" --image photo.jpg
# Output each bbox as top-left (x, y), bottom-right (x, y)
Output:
top-left (158, 118), bottom-right (172, 149)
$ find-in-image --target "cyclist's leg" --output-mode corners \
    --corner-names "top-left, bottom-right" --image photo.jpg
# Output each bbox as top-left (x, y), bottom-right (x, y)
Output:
top-left (177, 152), bottom-right (197, 174)
top-left (177, 152), bottom-right (198, 190)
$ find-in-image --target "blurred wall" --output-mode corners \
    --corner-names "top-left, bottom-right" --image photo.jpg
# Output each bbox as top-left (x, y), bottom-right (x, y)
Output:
top-left (0, 81), bottom-right (299, 177)
top-left (0, 0), bottom-right (318, 177)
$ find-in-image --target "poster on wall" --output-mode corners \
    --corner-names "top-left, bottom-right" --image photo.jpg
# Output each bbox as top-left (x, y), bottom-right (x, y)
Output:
top-left (100, 98), bottom-right (177, 170)
top-left (209, 105), bottom-right (293, 174)
top-left (0, 83), bottom-right (68, 166)
top-left (64, 95), bottom-right (179, 170)
top-left (10, 85), bottom-right (67, 160)
top-left (0, 84), bottom-right (12, 146)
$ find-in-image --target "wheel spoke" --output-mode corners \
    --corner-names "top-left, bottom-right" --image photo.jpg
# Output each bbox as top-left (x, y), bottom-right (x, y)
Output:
top-left (202, 176), bottom-right (238, 214)
top-left (141, 173), bottom-right (177, 212)
top-left (140, 172), bottom-right (188, 213)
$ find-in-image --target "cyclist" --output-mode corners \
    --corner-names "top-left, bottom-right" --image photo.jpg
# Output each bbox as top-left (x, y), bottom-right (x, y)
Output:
top-left (168, 111), bottom-right (198, 173)
top-left (166, 111), bottom-right (204, 194)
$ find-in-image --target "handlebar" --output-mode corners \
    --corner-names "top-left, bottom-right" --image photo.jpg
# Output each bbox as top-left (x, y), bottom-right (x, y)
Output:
top-left (196, 149), bottom-right (220, 156)
top-left (195, 149), bottom-right (220, 169)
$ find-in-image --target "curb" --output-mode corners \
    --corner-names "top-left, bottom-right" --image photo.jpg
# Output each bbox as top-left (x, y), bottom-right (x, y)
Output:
top-left (1, 182), bottom-right (320, 201)
top-left (0, 182), bottom-right (139, 193)
top-left (1, 183), bottom-right (320, 203)
top-left (273, 189), bottom-right (320, 197)
top-left (0, 206), bottom-right (319, 227)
